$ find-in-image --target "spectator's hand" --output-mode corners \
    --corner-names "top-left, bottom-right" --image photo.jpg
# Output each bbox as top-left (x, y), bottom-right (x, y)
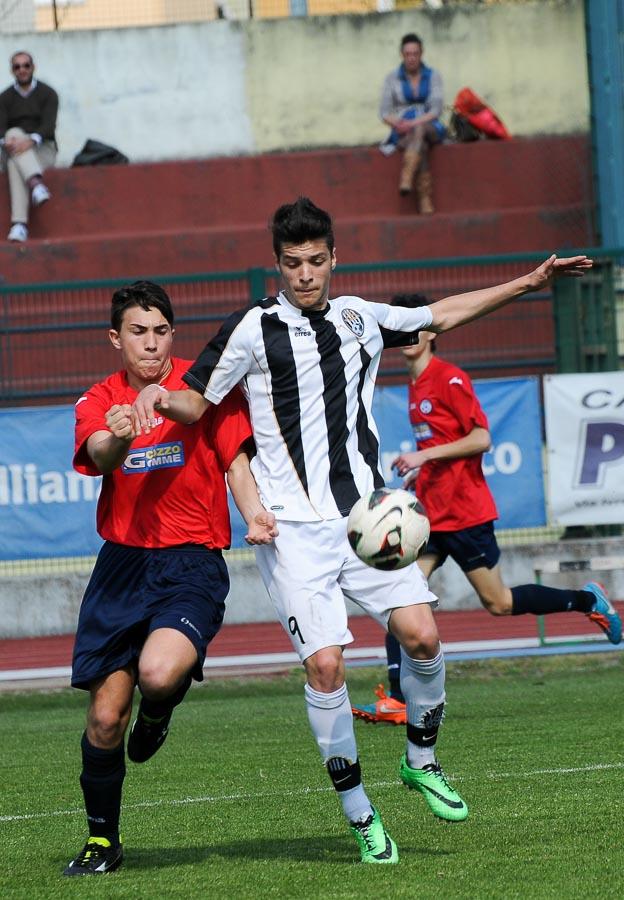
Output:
top-left (392, 450), bottom-right (427, 476)
top-left (106, 404), bottom-right (138, 442)
top-left (528, 254), bottom-right (593, 291)
top-left (245, 510), bottom-right (279, 545)
top-left (5, 136), bottom-right (34, 155)
top-left (395, 119), bottom-right (416, 135)
top-left (132, 384), bottom-right (169, 434)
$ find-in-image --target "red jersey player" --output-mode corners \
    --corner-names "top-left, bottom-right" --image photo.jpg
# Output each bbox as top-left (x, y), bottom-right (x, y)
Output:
top-left (64, 281), bottom-right (276, 877)
top-left (353, 293), bottom-right (621, 725)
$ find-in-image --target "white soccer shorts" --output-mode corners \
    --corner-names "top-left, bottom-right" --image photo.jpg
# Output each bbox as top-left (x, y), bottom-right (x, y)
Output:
top-left (254, 518), bottom-right (437, 662)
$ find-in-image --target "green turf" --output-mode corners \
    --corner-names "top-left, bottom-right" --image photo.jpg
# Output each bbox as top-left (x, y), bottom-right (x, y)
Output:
top-left (1, 654), bottom-right (623, 899)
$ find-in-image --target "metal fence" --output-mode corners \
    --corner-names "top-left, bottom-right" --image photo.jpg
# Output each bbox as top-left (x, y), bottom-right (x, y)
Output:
top-left (0, 248), bottom-right (622, 578)
top-left (1, 249), bottom-right (622, 407)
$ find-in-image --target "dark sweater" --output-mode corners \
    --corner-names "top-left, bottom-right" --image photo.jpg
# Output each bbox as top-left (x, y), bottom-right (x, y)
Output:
top-left (0, 81), bottom-right (58, 145)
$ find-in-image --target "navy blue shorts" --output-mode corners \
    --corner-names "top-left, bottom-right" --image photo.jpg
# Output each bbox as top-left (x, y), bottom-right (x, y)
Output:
top-left (424, 521), bottom-right (501, 573)
top-left (71, 541), bottom-right (229, 690)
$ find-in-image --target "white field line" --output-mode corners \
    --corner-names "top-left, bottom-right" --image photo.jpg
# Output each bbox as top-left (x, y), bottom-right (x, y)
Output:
top-left (2, 761), bottom-right (623, 825)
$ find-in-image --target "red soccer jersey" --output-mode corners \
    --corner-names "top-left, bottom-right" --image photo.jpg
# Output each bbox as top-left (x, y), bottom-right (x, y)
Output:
top-left (408, 355), bottom-right (498, 531)
top-left (73, 357), bottom-right (252, 549)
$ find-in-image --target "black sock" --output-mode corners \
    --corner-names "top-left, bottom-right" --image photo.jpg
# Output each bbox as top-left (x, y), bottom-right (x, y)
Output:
top-left (326, 757), bottom-right (362, 792)
top-left (511, 584), bottom-right (593, 616)
top-left (385, 632), bottom-right (404, 702)
top-left (138, 674), bottom-right (192, 720)
top-left (79, 732), bottom-right (125, 846)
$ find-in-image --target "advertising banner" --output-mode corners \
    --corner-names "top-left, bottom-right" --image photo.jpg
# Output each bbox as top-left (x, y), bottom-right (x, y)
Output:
top-left (544, 371), bottom-right (624, 525)
top-left (373, 377), bottom-right (546, 530)
top-left (1, 376), bottom-right (546, 560)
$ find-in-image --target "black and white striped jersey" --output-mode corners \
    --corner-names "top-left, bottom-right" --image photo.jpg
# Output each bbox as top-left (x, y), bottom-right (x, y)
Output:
top-left (184, 291), bottom-right (432, 521)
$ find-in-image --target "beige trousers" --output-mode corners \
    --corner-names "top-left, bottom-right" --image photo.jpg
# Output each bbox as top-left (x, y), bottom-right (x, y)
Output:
top-left (2, 127), bottom-right (56, 224)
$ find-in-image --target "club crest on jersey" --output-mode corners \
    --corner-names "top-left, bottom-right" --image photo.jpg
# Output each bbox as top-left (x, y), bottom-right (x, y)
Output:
top-left (341, 308), bottom-right (365, 337)
top-left (122, 441), bottom-right (185, 474)
top-left (419, 399), bottom-right (433, 414)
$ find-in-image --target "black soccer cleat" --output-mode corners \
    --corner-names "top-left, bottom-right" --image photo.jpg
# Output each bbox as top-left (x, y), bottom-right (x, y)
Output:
top-left (127, 708), bottom-right (172, 763)
top-left (63, 837), bottom-right (123, 876)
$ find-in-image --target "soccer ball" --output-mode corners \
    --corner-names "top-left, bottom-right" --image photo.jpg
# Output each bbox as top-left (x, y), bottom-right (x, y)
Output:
top-left (347, 488), bottom-right (430, 571)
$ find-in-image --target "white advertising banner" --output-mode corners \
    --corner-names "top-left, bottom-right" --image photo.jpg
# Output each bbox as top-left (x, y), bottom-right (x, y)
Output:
top-left (544, 371), bottom-right (624, 525)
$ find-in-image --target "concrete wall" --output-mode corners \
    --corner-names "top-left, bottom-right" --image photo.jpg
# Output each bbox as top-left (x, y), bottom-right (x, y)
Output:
top-left (2, 538), bottom-right (622, 639)
top-left (0, 1), bottom-right (588, 167)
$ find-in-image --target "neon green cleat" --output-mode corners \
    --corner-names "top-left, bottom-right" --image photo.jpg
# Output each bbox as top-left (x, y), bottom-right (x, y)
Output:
top-left (400, 755), bottom-right (468, 822)
top-left (63, 836), bottom-right (123, 876)
top-left (350, 807), bottom-right (398, 864)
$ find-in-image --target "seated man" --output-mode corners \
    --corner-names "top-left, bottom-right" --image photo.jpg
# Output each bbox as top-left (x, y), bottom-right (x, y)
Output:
top-left (0, 51), bottom-right (57, 242)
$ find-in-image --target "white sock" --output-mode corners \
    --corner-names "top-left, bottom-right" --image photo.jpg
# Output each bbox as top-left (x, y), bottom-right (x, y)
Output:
top-left (400, 649), bottom-right (446, 769)
top-left (304, 683), bottom-right (372, 823)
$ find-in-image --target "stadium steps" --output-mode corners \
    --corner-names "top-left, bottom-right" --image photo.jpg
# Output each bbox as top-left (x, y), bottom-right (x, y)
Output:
top-left (0, 135), bottom-right (594, 285)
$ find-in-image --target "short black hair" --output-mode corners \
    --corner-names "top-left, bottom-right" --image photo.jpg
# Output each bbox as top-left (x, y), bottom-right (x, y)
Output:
top-left (391, 292), bottom-right (436, 350)
top-left (401, 33), bottom-right (423, 50)
top-left (270, 196), bottom-right (334, 257)
top-left (110, 280), bottom-right (174, 332)
top-left (11, 50), bottom-right (33, 67)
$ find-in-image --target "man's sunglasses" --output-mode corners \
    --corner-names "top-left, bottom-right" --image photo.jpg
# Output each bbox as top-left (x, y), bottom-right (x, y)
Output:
top-left (12, 63), bottom-right (32, 71)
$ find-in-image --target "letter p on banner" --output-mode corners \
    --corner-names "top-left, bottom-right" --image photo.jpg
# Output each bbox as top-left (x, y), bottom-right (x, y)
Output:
top-left (577, 421), bottom-right (624, 486)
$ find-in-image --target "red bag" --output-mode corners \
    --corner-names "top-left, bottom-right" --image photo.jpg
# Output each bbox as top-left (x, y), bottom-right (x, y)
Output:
top-left (453, 87), bottom-right (511, 140)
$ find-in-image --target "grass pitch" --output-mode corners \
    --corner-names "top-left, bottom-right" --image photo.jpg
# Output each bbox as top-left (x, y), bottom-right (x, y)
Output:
top-left (1, 654), bottom-right (623, 899)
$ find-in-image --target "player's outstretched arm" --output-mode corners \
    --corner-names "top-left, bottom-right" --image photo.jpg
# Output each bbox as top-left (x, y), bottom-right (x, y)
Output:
top-left (132, 384), bottom-right (209, 434)
top-left (227, 449), bottom-right (278, 546)
top-left (428, 254), bottom-right (592, 334)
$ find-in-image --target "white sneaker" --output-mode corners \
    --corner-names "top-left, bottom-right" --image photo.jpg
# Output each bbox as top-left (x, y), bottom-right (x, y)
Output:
top-left (7, 223), bottom-right (28, 242)
top-left (31, 183), bottom-right (51, 207)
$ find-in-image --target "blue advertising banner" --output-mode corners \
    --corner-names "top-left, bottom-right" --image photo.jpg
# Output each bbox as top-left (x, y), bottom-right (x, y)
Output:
top-left (0, 405), bottom-right (103, 560)
top-left (0, 377), bottom-right (545, 560)
top-left (372, 377), bottom-right (546, 530)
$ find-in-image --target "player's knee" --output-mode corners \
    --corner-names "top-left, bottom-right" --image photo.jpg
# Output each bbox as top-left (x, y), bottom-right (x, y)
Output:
top-left (398, 623), bottom-right (439, 659)
top-left (88, 706), bottom-right (127, 748)
top-left (304, 648), bottom-right (344, 693)
top-left (138, 662), bottom-right (182, 700)
top-left (480, 591), bottom-right (512, 616)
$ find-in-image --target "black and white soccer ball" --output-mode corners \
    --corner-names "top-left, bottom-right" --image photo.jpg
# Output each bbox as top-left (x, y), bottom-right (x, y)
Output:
top-left (347, 488), bottom-right (430, 571)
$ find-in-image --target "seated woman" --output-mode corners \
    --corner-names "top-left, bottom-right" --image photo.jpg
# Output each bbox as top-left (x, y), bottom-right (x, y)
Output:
top-left (379, 33), bottom-right (445, 212)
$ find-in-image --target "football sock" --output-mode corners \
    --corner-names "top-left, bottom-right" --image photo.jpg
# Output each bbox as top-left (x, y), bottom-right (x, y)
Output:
top-left (511, 584), bottom-right (593, 616)
top-left (79, 732), bottom-right (125, 846)
top-left (304, 682), bottom-right (373, 823)
top-left (138, 673), bottom-right (192, 720)
top-left (385, 632), bottom-right (405, 702)
top-left (400, 649), bottom-right (445, 769)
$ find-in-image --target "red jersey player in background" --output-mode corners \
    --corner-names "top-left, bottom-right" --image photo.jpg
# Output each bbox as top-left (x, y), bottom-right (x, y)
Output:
top-left (353, 293), bottom-right (621, 725)
top-left (64, 281), bottom-right (276, 876)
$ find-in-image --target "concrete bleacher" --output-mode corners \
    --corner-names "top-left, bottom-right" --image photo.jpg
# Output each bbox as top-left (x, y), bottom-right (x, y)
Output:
top-left (0, 135), bottom-right (594, 285)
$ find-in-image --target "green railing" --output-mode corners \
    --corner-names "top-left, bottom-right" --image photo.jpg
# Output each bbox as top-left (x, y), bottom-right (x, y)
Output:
top-left (1, 247), bottom-right (622, 406)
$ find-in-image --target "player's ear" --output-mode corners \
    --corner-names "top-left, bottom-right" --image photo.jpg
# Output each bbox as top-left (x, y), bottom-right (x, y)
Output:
top-left (274, 253), bottom-right (281, 273)
top-left (109, 328), bottom-right (121, 350)
top-left (331, 248), bottom-right (337, 270)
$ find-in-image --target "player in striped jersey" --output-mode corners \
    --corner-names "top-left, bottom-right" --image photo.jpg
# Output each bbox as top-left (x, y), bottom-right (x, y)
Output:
top-left (132, 197), bottom-right (592, 864)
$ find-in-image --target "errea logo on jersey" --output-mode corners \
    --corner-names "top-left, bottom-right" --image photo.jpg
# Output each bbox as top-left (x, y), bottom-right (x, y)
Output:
top-left (122, 441), bottom-right (185, 474)
top-left (341, 308), bottom-right (365, 337)
top-left (293, 325), bottom-right (312, 337)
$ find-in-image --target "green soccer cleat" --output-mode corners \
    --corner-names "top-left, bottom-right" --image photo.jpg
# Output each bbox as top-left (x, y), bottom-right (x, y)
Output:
top-left (63, 837), bottom-right (123, 876)
top-left (350, 807), bottom-right (399, 864)
top-left (400, 755), bottom-right (468, 822)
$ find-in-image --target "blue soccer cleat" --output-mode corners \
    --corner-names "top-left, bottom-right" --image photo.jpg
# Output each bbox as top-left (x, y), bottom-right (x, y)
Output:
top-left (584, 582), bottom-right (622, 644)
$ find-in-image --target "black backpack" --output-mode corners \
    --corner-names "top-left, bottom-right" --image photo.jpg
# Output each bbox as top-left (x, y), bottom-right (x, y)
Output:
top-left (71, 139), bottom-right (129, 166)
top-left (449, 111), bottom-right (481, 143)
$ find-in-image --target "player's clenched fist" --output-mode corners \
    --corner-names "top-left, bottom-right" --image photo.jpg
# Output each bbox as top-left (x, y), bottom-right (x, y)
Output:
top-left (106, 404), bottom-right (137, 441)
top-left (131, 383), bottom-right (169, 434)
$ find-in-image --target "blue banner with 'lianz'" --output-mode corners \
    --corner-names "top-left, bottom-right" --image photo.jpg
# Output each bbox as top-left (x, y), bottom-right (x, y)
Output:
top-left (0, 377), bottom-right (545, 560)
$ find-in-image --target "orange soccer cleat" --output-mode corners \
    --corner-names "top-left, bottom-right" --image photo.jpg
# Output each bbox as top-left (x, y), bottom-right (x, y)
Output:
top-left (352, 684), bottom-right (407, 725)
